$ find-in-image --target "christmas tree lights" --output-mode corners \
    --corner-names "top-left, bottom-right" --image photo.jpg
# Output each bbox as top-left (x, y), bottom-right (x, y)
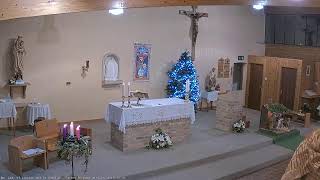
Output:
top-left (166, 51), bottom-right (200, 102)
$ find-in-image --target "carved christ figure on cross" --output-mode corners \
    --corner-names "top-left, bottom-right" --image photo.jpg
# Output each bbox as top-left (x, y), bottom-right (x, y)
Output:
top-left (179, 6), bottom-right (208, 61)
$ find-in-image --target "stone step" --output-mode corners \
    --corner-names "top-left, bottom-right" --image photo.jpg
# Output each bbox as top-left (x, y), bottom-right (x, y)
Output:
top-left (18, 133), bottom-right (274, 178)
top-left (138, 144), bottom-right (293, 180)
top-left (121, 133), bottom-right (273, 179)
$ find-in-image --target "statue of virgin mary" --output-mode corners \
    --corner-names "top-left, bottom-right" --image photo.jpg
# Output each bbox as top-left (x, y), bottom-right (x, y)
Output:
top-left (13, 36), bottom-right (26, 80)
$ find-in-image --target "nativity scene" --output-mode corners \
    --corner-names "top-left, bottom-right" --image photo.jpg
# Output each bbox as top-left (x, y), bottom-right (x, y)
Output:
top-left (0, 1), bottom-right (320, 180)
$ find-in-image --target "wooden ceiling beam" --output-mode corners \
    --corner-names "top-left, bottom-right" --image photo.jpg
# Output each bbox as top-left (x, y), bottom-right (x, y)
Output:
top-left (1, 0), bottom-right (320, 21)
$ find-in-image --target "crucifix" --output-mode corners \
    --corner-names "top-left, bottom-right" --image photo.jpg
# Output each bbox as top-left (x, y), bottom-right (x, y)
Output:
top-left (179, 6), bottom-right (208, 61)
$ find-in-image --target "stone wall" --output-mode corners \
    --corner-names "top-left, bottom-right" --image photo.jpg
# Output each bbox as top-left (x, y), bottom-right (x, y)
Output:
top-left (111, 118), bottom-right (191, 151)
top-left (216, 90), bottom-right (244, 131)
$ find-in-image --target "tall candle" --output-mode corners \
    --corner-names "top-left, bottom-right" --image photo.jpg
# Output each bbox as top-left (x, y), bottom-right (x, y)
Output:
top-left (186, 79), bottom-right (190, 92)
top-left (76, 125), bottom-right (81, 140)
top-left (122, 82), bottom-right (125, 97)
top-left (70, 122), bottom-right (74, 137)
top-left (63, 124), bottom-right (68, 140)
top-left (127, 82), bottom-right (131, 96)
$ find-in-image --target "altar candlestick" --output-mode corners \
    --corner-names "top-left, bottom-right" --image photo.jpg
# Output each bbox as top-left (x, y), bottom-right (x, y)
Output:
top-left (122, 82), bottom-right (126, 97)
top-left (127, 82), bottom-right (131, 96)
top-left (63, 124), bottom-right (68, 140)
top-left (70, 122), bottom-right (74, 137)
top-left (186, 79), bottom-right (190, 92)
top-left (76, 125), bottom-right (81, 140)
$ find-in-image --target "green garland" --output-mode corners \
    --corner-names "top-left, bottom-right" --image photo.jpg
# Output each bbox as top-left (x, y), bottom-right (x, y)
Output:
top-left (267, 103), bottom-right (290, 114)
top-left (57, 136), bottom-right (92, 172)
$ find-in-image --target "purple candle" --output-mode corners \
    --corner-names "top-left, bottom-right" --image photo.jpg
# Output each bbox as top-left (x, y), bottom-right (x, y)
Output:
top-left (63, 124), bottom-right (68, 140)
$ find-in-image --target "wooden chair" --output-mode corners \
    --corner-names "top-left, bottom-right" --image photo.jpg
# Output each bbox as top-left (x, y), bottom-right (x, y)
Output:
top-left (8, 135), bottom-right (47, 176)
top-left (32, 117), bottom-right (45, 133)
top-left (34, 119), bottom-right (60, 167)
top-left (80, 127), bottom-right (92, 138)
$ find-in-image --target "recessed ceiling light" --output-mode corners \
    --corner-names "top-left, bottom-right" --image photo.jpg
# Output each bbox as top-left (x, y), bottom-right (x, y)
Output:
top-left (109, 8), bottom-right (124, 15)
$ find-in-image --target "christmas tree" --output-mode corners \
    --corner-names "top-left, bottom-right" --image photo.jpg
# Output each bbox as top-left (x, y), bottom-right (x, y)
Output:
top-left (167, 51), bottom-right (200, 103)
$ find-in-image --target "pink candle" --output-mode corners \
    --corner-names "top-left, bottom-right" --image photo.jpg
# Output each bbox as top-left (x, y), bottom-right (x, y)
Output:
top-left (76, 125), bottom-right (81, 140)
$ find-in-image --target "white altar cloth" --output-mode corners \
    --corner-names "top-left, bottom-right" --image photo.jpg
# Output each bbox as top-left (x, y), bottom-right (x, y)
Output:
top-left (27, 103), bottom-right (51, 125)
top-left (0, 100), bottom-right (17, 119)
top-left (105, 98), bottom-right (195, 133)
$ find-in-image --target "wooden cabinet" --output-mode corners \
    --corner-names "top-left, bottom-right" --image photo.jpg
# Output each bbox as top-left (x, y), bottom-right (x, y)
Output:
top-left (246, 56), bottom-right (302, 111)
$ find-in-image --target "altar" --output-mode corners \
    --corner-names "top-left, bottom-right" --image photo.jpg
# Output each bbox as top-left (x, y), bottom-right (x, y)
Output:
top-left (105, 98), bottom-right (195, 151)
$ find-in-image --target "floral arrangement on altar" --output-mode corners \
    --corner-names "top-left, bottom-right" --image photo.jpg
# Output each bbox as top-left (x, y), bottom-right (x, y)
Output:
top-left (147, 128), bottom-right (173, 149)
top-left (232, 119), bottom-right (246, 133)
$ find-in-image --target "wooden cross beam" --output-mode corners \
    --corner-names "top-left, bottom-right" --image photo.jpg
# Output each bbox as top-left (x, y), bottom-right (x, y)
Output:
top-left (179, 6), bottom-right (208, 61)
top-left (2, 1), bottom-right (320, 21)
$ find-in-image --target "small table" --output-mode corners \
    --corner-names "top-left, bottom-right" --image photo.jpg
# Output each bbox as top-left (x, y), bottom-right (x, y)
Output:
top-left (0, 100), bottom-right (17, 136)
top-left (199, 91), bottom-right (219, 111)
top-left (27, 103), bottom-right (51, 126)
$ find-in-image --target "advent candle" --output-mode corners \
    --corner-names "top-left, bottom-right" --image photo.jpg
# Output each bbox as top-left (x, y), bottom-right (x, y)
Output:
top-left (76, 125), bottom-right (81, 140)
top-left (63, 124), bottom-right (68, 140)
top-left (70, 122), bottom-right (74, 137)
top-left (122, 82), bottom-right (126, 97)
top-left (186, 79), bottom-right (190, 92)
top-left (127, 82), bottom-right (131, 96)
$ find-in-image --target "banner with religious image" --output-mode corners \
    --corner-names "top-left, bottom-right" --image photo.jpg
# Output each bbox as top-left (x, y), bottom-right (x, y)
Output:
top-left (134, 43), bottom-right (151, 81)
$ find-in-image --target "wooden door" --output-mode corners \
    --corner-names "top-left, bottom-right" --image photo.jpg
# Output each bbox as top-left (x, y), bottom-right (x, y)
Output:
top-left (233, 63), bottom-right (244, 90)
top-left (248, 64), bottom-right (263, 110)
top-left (280, 67), bottom-right (297, 110)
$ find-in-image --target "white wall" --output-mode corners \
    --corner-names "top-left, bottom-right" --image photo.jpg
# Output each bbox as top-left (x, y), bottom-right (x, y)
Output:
top-left (0, 6), bottom-right (265, 126)
top-left (195, 6), bottom-right (265, 92)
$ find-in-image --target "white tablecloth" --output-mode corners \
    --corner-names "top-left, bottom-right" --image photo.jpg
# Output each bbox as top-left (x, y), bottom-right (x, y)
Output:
top-left (0, 100), bottom-right (17, 119)
top-left (27, 103), bottom-right (51, 125)
top-left (201, 91), bottom-right (219, 102)
top-left (105, 98), bottom-right (195, 133)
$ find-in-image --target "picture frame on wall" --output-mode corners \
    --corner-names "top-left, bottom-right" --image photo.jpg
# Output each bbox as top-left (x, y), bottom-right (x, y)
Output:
top-left (133, 43), bottom-right (151, 81)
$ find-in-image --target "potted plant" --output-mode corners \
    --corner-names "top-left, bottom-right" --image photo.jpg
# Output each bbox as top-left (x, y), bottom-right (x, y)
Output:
top-left (146, 128), bottom-right (173, 150)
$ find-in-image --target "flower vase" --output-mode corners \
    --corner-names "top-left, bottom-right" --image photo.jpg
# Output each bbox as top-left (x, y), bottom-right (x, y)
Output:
top-left (245, 121), bottom-right (250, 128)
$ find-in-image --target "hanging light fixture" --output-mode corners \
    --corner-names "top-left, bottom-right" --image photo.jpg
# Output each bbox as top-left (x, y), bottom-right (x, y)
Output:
top-left (253, 4), bottom-right (264, 10)
top-left (109, 8), bottom-right (124, 15)
top-left (253, 0), bottom-right (267, 10)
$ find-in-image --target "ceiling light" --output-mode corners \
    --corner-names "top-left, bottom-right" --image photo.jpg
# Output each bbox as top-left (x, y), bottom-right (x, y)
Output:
top-left (253, 4), bottom-right (264, 10)
top-left (109, 8), bottom-right (124, 15)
